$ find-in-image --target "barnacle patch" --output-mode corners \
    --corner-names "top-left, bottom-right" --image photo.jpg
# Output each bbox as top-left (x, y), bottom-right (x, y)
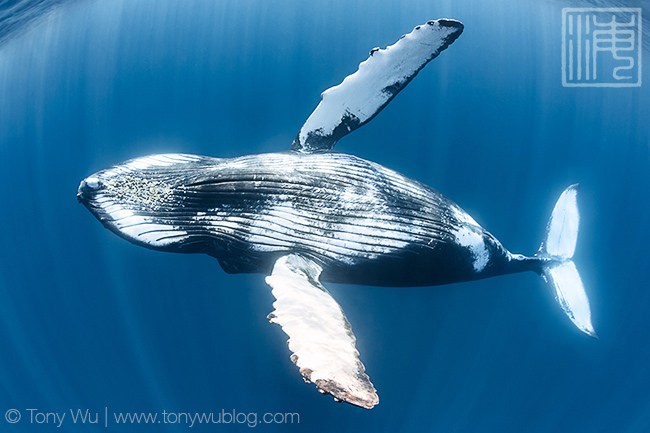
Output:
top-left (107, 176), bottom-right (173, 206)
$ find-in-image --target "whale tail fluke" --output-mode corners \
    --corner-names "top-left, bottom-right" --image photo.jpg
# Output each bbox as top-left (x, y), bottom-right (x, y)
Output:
top-left (536, 184), bottom-right (597, 338)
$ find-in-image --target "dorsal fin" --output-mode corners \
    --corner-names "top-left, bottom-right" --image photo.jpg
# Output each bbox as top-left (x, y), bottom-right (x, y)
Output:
top-left (291, 19), bottom-right (463, 153)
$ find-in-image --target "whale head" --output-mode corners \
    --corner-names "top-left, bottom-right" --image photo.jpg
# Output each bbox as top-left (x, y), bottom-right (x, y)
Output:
top-left (77, 154), bottom-right (217, 252)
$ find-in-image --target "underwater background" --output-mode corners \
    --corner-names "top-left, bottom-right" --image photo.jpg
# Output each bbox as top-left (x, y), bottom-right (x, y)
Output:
top-left (1, 0), bottom-right (649, 431)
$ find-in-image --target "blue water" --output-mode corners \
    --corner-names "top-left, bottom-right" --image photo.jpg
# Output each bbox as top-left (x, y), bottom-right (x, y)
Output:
top-left (1, 0), bottom-right (649, 431)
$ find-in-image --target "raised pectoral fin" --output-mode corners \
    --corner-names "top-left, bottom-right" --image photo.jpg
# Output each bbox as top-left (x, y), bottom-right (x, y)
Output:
top-left (265, 254), bottom-right (378, 409)
top-left (291, 19), bottom-right (463, 153)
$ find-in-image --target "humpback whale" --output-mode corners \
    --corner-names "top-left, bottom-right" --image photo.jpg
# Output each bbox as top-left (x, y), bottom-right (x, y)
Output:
top-left (77, 19), bottom-right (595, 409)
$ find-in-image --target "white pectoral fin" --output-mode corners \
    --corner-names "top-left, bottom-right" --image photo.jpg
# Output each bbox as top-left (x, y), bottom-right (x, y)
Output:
top-left (265, 254), bottom-right (378, 409)
top-left (291, 19), bottom-right (464, 153)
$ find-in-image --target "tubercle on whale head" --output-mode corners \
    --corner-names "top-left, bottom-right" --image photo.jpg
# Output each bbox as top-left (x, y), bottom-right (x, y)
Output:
top-left (77, 176), bottom-right (101, 203)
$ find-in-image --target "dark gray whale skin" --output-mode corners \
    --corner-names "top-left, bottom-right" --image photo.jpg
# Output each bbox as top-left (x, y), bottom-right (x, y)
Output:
top-left (78, 151), bottom-right (541, 288)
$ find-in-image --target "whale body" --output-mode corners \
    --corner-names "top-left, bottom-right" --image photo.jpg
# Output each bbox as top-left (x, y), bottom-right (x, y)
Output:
top-left (78, 151), bottom-right (543, 286)
top-left (78, 19), bottom-right (595, 409)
